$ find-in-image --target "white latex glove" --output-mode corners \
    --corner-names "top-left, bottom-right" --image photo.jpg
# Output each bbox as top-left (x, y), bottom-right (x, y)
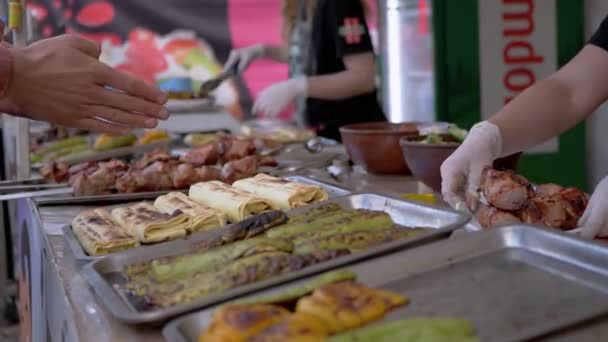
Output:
top-left (252, 77), bottom-right (308, 117)
top-left (578, 176), bottom-right (608, 238)
top-left (224, 44), bottom-right (265, 72)
top-left (440, 121), bottom-right (503, 211)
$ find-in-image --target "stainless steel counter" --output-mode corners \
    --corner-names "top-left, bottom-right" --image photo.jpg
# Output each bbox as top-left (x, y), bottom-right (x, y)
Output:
top-left (15, 171), bottom-right (608, 341)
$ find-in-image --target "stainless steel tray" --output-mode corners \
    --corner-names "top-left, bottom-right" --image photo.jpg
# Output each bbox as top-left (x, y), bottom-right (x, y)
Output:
top-left (34, 190), bottom-right (183, 206)
top-left (81, 193), bottom-right (469, 324)
top-left (63, 176), bottom-right (351, 262)
top-left (163, 226), bottom-right (608, 342)
top-left (0, 182), bottom-right (67, 194)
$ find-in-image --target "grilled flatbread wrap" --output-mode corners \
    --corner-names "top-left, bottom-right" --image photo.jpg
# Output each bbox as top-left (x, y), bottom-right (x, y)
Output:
top-left (72, 209), bottom-right (139, 256)
top-left (189, 181), bottom-right (272, 222)
top-left (111, 202), bottom-right (189, 243)
top-left (233, 174), bottom-right (329, 210)
top-left (154, 192), bottom-right (226, 233)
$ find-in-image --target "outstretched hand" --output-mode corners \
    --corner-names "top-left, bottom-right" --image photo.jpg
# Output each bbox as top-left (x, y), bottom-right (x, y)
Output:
top-left (6, 35), bottom-right (169, 134)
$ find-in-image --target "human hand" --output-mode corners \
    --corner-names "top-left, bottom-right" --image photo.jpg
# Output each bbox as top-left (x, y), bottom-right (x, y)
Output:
top-left (440, 121), bottom-right (503, 211)
top-left (224, 44), bottom-right (265, 72)
top-left (579, 176), bottom-right (608, 238)
top-left (6, 34), bottom-right (168, 134)
top-left (252, 77), bottom-right (307, 117)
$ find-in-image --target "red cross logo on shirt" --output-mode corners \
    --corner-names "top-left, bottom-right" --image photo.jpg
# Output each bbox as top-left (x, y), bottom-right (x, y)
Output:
top-left (339, 17), bottom-right (365, 45)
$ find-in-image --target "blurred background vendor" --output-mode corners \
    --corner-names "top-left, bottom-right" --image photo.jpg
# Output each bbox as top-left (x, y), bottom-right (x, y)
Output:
top-left (225, 0), bottom-right (386, 141)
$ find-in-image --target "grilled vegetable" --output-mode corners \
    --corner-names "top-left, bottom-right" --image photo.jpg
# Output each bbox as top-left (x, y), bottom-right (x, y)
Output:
top-left (184, 133), bottom-right (222, 147)
top-left (235, 270), bottom-right (356, 306)
top-left (35, 143), bottom-right (90, 163)
top-left (93, 133), bottom-right (136, 151)
top-left (293, 228), bottom-right (429, 254)
top-left (190, 210), bottom-right (288, 252)
top-left (30, 136), bottom-right (88, 163)
top-left (136, 130), bottom-right (171, 145)
top-left (286, 203), bottom-right (342, 224)
top-left (296, 281), bottom-right (407, 334)
top-left (248, 312), bottom-right (329, 341)
top-left (328, 318), bottom-right (478, 342)
top-left (199, 304), bottom-right (290, 342)
top-left (287, 211), bottom-right (395, 242)
top-left (266, 209), bottom-right (377, 239)
top-left (151, 237), bottom-right (294, 281)
top-left (129, 250), bottom-right (349, 308)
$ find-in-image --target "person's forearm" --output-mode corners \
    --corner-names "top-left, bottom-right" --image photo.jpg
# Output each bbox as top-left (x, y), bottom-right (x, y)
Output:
top-left (306, 70), bottom-right (375, 101)
top-left (262, 45), bottom-right (288, 63)
top-left (489, 77), bottom-right (588, 156)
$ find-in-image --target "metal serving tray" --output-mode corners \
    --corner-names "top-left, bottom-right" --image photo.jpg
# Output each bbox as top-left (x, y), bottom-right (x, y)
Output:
top-left (164, 225), bottom-right (608, 342)
top-left (63, 176), bottom-right (351, 263)
top-left (81, 193), bottom-right (469, 324)
top-left (35, 190), bottom-right (183, 206)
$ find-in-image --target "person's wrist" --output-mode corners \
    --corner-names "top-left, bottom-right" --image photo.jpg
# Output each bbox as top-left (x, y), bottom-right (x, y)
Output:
top-left (292, 75), bottom-right (308, 97)
top-left (253, 44), bottom-right (267, 59)
top-left (470, 121), bottom-right (503, 159)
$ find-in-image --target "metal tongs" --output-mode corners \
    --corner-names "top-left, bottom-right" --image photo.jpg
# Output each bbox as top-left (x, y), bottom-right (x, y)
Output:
top-left (198, 60), bottom-right (240, 98)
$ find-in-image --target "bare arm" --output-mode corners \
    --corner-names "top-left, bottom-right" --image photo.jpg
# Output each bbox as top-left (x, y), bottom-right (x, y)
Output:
top-left (490, 45), bottom-right (608, 156)
top-left (306, 52), bottom-right (376, 100)
top-left (262, 45), bottom-right (289, 63)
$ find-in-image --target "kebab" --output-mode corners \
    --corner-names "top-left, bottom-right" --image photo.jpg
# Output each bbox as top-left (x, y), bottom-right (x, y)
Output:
top-left (475, 168), bottom-right (589, 230)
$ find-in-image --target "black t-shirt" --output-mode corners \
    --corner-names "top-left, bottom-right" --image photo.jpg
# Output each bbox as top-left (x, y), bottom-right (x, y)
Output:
top-left (306, 0), bottom-right (386, 141)
top-left (590, 16), bottom-right (608, 51)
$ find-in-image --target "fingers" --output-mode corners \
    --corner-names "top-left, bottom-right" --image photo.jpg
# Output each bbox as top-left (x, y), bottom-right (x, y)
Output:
top-left (466, 162), bottom-right (488, 202)
top-left (95, 63), bottom-right (167, 104)
top-left (88, 104), bottom-right (158, 129)
top-left (66, 34), bottom-right (101, 58)
top-left (95, 87), bottom-right (169, 121)
top-left (440, 160), bottom-right (465, 208)
top-left (70, 117), bottom-right (130, 135)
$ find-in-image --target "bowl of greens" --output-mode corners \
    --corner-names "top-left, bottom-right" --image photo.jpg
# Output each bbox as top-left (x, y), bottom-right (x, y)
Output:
top-left (400, 124), bottom-right (520, 192)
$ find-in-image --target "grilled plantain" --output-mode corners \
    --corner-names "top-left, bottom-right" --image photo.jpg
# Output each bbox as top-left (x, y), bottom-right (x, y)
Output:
top-left (199, 304), bottom-right (290, 342)
top-left (248, 312), bottom-right (329, 342)
top-left (296, 281), bottom-right (407, 334)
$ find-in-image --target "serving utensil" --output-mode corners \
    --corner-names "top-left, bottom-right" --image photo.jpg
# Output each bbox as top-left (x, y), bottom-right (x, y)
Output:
top-left (198, 61), bottom-right (239, 98)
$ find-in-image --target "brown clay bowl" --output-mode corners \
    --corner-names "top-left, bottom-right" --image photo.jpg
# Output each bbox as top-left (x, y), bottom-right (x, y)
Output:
top-left (339, 122), bottom-right (419, 174)
top-left (399, 135), bottom-right (522, 192)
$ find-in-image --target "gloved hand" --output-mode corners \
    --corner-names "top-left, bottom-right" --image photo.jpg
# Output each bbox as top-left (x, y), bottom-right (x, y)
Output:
top-left (440, 121), bottom-right (503, 211)
top-left (224, 44), bottom-right (265, 72)
top-left (579, 176), bottom-right (608, 238)
top-left (252, 77), bottom-right (308, 117)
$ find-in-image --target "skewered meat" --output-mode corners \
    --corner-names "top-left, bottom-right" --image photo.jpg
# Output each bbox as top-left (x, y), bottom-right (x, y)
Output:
top-left (551, 187), bottom-right (588, 229)
top-left (221, 156), bottom-right (258, 184)
top-left (257, 155), bottom-right (279, 167)
top-left (40, 162), bottom-right (70, 183)
top-left (536, 183), bottom-right (564, 196)
top-left (179, 143), bottom-right (219, 166)
top-left (475, 205), bottom-right (522, 229)
top-left (481, 168), bottom-right (532, 211)
top-left (141, 161), bottom-right (174, 191)
top-left (71, 168), bottom-right (116, 196)
top-left (134, 149), bottom-right (173, 169)
top-left (195, 166), bottom-right (221, 182)
top-left (67, 161), bottom-right (99, 178)
top-left (519, 195), bottom-right (568, 229)
top-left (222, 138), bottom-right (256, 162)
top-left (171, 163), bottom-right (197, 189)
top-left (116, 171), bottom-right (145, 193)
top-left (98, 159), bottom-right (129, 172)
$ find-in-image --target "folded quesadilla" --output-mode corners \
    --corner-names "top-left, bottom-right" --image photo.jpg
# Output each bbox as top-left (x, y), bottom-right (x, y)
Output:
top-left (72, 209), bottom-right (139, 256)
top-left (111, 202), bottom-right (190, 243)
top-left (154, 192), bottom-right (227, 233)
top-left (189, 181), bottom-right (272, 222)
top-left (232, 174), bottom-right (329, 210)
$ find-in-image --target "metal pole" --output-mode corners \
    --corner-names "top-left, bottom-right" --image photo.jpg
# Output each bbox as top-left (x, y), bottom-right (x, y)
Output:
top-left (11, 0), bottom-right (30, 179)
